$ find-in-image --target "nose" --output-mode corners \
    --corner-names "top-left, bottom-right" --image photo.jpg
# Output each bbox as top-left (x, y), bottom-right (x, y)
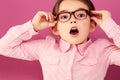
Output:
top-left (70, 21), bottom-right (76, 24)
top-left (70, 14), bottom-right (77, 24)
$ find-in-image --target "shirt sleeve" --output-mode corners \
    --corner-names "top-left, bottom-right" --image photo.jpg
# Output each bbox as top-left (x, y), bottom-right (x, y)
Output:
top-left (100, 18), bottom-right (120, 66)
top-left (109, 46), bottom-right (120, 65)
top-left (0, 21), bottom-right (41, 61)
top-left (100, 18), bottom-right (120, 47)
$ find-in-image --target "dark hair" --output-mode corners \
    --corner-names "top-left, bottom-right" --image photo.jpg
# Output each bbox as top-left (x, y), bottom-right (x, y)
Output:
top-left (52, 0), bottom-right (95, 16)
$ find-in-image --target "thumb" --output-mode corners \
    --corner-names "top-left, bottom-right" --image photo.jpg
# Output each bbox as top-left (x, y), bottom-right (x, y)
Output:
top-left (49, 21), bottom-right (57, 27)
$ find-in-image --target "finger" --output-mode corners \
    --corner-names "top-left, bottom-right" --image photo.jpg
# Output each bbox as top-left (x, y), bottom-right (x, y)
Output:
top-left (49, 21), bottom-right (57, 27)
top-left (32, 11), bottom-right (48, 27)
top-left (48, 12), bottom-right (54, 22)
top-left (91, 10), bottom-right (102, 16)
top-left (38, 11), bottom-right (49, 21)
top-left (91, 10), bottom-right (104, 14)
top-left (91, 15), bottom-right (102, 20)
top-left (91, 11), bottom-right (102, 19)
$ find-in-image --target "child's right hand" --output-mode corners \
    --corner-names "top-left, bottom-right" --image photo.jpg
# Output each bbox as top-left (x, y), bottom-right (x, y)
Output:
top-left (32, 11), bottom-right (57, 32)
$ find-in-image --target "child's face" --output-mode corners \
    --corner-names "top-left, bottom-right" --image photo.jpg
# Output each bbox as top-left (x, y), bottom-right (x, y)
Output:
top-left (53, 0), bottom-right (95, 44)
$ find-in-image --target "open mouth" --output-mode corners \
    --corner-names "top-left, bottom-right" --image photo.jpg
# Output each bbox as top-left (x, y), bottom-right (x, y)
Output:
top-left (70, 27), bottom-right (79, 35)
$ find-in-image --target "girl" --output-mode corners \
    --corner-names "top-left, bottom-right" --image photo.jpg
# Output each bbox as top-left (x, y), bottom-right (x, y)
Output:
top-left (0, 0), bottom-right (120, 80)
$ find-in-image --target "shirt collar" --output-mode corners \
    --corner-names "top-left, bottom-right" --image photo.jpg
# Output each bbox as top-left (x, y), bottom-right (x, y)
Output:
top-left (59, 39), bottom-right (92, 56)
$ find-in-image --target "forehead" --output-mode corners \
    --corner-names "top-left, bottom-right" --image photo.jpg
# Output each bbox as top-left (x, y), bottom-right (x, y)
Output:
top-left (59, 0), bottom-right (89, 12)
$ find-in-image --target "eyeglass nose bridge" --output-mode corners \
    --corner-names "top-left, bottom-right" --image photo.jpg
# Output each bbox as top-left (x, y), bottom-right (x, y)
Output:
top-left (69, 11), bottom-right (78, 20)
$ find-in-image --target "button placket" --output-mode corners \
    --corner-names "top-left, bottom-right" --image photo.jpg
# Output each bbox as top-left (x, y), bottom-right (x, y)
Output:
top-left (65, 45), bottom-right (77, 80)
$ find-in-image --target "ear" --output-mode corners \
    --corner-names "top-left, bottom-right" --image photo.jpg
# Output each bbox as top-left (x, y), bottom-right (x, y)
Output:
top-left (51, 27), bottom-right (59, 35)
top-left (89, 19), bottom-right (97, 32)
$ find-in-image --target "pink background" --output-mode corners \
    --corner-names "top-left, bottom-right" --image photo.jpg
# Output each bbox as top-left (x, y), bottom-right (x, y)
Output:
top-left (0, 0), bottom-right (120, 80)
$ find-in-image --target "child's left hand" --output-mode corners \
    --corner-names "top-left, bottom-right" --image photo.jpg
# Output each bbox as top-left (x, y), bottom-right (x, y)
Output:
top-left (90, 10), bottom-right (111, 26)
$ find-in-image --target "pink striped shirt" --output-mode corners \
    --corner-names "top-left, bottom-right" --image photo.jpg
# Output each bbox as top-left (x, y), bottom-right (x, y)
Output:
top-left (0, 18), bottom-right (120, 80)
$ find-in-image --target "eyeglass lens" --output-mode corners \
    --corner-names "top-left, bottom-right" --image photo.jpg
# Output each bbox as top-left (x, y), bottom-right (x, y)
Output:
top-left (56, 9), bottom-right (89, 22)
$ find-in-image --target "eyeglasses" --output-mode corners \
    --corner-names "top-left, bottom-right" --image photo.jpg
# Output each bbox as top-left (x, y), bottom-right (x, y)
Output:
top-left (54, 8), bottom-right (91, 23)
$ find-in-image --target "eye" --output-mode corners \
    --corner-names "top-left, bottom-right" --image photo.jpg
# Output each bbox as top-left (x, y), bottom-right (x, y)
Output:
top-left (59, 14), bottom-right (69, 19)
top-left (60, 15), bottom-right (69, 19)
top-left (58, 13), bottom-right (70, 20)
top-left (77, 13), bottom-right (86, 18)
top-left (75, 10), bottom-right (87, 19)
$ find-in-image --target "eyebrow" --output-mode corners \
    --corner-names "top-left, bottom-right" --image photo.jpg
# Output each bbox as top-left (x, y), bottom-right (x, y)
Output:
top-left (58, 10), bottom-right (69, 13)
top-left (58, 8), bottom-right (89, 13)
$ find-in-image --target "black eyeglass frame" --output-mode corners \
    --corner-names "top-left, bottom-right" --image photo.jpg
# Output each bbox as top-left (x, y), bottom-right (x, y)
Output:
top-left (54, 8), bottom-right (91, 22)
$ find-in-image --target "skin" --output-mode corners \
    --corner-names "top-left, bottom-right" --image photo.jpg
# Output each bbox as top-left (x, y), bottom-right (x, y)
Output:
top-left (32, 0), bottom-right (111, 45)
top-left (53, 0), bottom-right (95, 44)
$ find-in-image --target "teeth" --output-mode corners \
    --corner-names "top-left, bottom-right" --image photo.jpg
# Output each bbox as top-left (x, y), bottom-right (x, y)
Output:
top-left (71, 27), bottom-right (77, 30)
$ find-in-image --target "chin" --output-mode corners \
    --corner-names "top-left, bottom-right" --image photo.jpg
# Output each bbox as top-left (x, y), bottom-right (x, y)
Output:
top-left (69, 40), bottom-right (87, 45)
top-left (69, 41), bottom-right (82, 45)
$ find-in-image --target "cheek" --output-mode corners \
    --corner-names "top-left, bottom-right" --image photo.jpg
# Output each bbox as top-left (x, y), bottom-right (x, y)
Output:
top-left (57, 23), bottom-right (69, 33)
top-left (78, 19), bottom-right (91, 29)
